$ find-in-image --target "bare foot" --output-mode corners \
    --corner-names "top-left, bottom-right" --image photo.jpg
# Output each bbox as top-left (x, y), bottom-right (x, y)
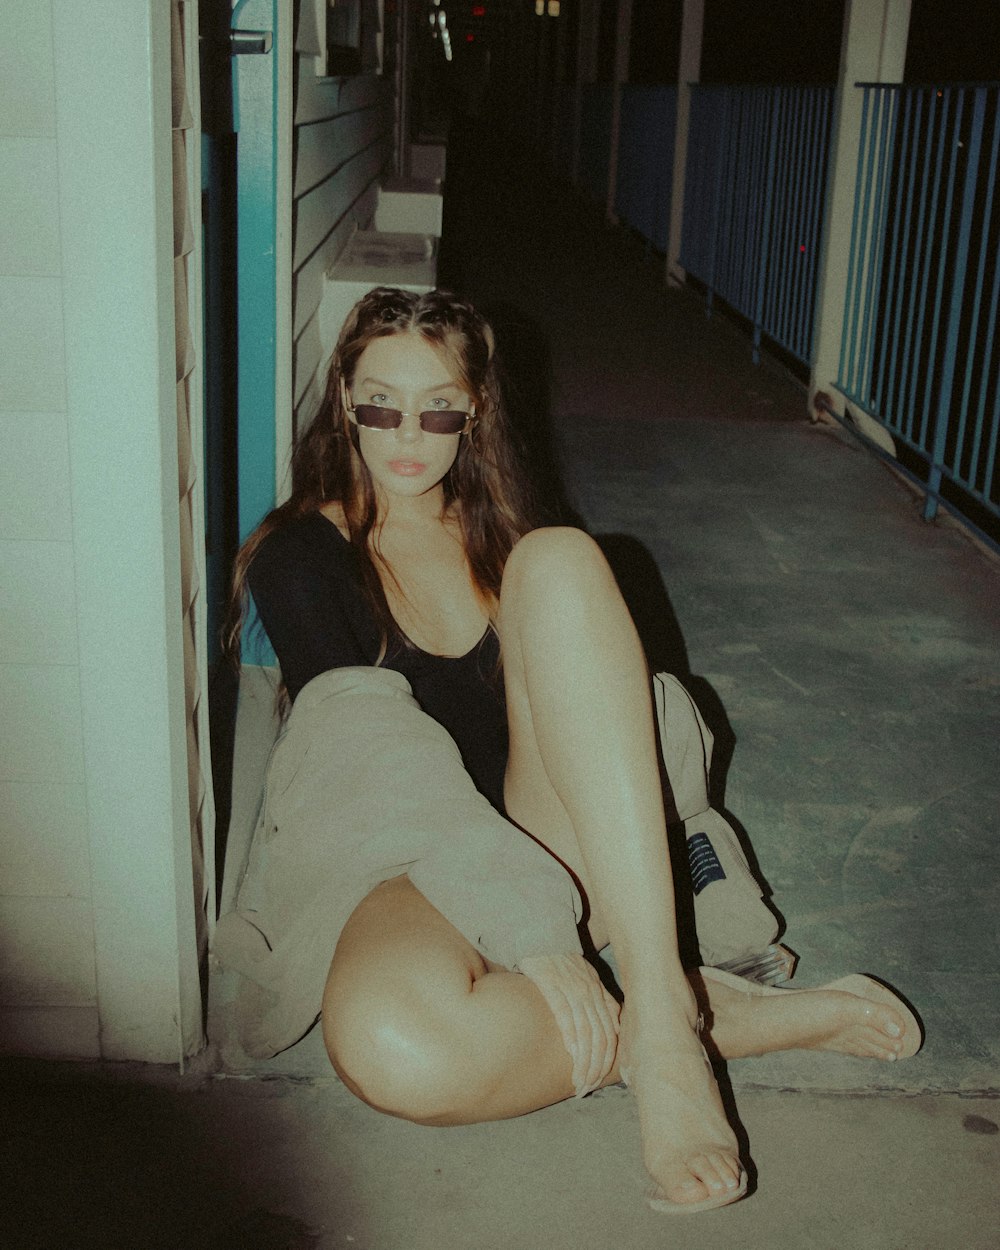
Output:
top-left (814, 975), bottom-right (923, 1059)
top-left (619, 1014), bottom-right (746, 1212)
top-left (698, 967), bottom-right (923, 1062)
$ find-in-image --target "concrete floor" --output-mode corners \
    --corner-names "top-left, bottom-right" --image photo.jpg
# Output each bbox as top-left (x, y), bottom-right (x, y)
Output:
top-left (4, 137), bottom-right (999, 1247)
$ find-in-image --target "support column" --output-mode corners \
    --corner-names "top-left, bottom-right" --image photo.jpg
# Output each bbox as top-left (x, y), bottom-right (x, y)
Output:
top-left (666, 0), bottom-right (704, 286)
top-left (570, 0), bottom-right (599, 187)
top-left (550, 0), bottom-right (571, 163)
top-left (809, 0), bottom-right (911, 438)
top-left (52, 0), bottom-right (203, 1063)
top-left (605, 0), bottom-right (633, 222)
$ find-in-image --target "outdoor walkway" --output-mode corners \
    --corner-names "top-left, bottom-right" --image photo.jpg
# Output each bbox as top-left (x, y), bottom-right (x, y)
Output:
top-left (4, 139), bottom-right (999, 1249)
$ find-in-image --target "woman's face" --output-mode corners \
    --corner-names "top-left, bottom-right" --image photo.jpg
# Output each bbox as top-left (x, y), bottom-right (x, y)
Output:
top-left (345, 331), bottom-right (473, 506)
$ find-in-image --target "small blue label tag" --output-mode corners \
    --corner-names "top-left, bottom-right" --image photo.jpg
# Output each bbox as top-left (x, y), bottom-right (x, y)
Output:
top-left (688, 831), bottom-right (726, 895)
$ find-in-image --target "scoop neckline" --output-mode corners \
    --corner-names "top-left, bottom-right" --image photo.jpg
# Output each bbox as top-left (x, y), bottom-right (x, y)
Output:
top-left (311, 510), bottom-right (492, 663)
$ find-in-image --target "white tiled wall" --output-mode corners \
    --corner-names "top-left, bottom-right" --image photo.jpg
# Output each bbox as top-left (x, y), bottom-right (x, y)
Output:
top-left (0, 0), bottom-right (98, 1056)
top-left (0, 5), bottom-right (56, 137)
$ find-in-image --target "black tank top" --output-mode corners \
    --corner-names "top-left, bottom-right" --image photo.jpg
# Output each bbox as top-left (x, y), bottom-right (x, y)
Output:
top-left (247, 512), bottom-right (509, 812)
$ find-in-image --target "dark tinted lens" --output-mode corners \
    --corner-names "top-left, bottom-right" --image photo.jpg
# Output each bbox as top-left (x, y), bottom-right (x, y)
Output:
top-left (420, 410), bottom-right (468, 434)
top-left (353, 405), bottom-right (403, 429)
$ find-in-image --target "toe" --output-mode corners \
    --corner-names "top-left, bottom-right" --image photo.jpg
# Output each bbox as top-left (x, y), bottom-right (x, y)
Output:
top-left (692, 1150), bottom-right (740, 1195)
top-left (658, 1169), bottom-right (711, 1206)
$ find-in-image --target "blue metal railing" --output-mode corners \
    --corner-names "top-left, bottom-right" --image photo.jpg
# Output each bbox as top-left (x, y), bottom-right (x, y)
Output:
top-left (839, 83), bottom-right (1000, 526)
top-left (679, 85), bottom-right (834, 367)
top-left (615, 85), bottom-right (676, 251)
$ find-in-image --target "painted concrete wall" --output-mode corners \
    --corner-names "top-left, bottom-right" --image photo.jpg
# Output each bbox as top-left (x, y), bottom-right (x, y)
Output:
top-left (0, 1), bottom-right (201, 1062)
top-left (0, 0), bottom-right (99, 1059)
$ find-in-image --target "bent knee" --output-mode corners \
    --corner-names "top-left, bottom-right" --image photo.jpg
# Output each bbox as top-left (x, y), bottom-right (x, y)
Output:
top-left (323, 988), bottom-right (483, 1125)
top-left (502, 527), bottom-right (611, 601)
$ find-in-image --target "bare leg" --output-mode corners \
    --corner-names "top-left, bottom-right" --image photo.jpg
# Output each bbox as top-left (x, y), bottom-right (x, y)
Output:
top-left (322, 885), bottom-right (916, 1130)
top-left (322, 875), bottom-right (621, 1124)
top-left (497, 527), bottom-right (742, 1208)
top-left (695, 968), bottom-right (919, 1062)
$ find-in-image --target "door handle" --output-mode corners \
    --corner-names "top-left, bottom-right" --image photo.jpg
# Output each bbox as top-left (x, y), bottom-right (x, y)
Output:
top-left (230, 29), bottom-right (272, 55)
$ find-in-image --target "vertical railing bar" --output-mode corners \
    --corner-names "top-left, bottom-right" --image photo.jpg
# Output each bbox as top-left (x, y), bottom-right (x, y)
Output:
top-left (801, 86), bottom-right (818, 359)
top-left (887, 88), bottom-right (923, 434)
top-left (789, 87), bottom-right (810, 358)
top-left (797, 86), bottom-right (820, 359)
top-left (903, 89), bottom-right (945, 447)
top-left (968, 93), bottom-right (1000, 489)
top-left (702, 88), bottom-right (723, 312)
top-left (775, 87), bottom-right (790, 345)
top-left (786, 87), bottom-right (807, 357)
top-left (783, 84), bottom-right (801, 351)
top-left (730, 90), bottom-right (745, 312)
top-left (725, 90), bottom-right (750, 312)
top-left (776, 87), bottom-right (795, 346)
top-left (746, 90), bottom-right (761, 321)
top-left (859, 86), bottom-right (894, 408)
top-left (762, 89), bottom-right (780, 336)
top-left (765, 88), bottom-right (786, 344)
top-left (925, 85), bottom-right (985, 517)
top-left (715, 89), bottom-right (736, 312)
top-left (802, 84), bottom-right (819, 354)
top-left (956, 88), bottom-right (998, 486)
top-left (898, 89), bottom-right (935, 443)
top-left (790, 85), bottom-right (810, 355)
top-left (788, 87), bottom-right (809, 358)
top-left (753, 89), bottom-right (780, 362)
top-left (745, 90), bottom-right (770, 317)
top-left (710, 89), bottom-right (730, 313)
top-left (874, 87), bottom-right (910, 426)
top-left (917, 88), bottom-right (963, 457)
top-left (718, 88), bottom-right (735, 308)
top-left (805, 87), bottom-right (832, 362)
top-left (730, 89), bottom-right (745, 311)
top-left (702, 89), bottom-right (720, 300)
top-left (982, 366), bottom-right (1000, 506)
top-left (678, 86), bottom-right (697, 273)
top-left (793, 85), bottom-right (813, 355)
top-left (743, 89), bottom-right (760, 315)
top-left (690, 90), bottom-right (710, 302)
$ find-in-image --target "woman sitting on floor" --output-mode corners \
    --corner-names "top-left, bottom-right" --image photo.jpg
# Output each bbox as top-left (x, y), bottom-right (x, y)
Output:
top-left (217, 287), bottom-right (922, 1215)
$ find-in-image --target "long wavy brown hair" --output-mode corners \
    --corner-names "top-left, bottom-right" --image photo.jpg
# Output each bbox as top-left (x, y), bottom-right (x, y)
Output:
top-left (225, 286), bottom-right (542, 667)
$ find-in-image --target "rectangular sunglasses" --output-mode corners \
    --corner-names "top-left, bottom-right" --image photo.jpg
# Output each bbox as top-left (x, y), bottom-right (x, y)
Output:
top-left (350, 403), bottom-right (471, 435)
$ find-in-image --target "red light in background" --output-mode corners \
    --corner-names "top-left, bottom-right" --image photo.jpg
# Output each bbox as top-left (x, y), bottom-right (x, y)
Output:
top-left (466, 32), bottom-right (475, 40)
top-left (472, 4), bottom-right (486, 14)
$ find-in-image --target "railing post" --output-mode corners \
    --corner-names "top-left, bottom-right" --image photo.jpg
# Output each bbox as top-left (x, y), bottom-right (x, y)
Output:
top-left (810, 0), bottom-right (911, 439)
top-left (666, 0), bottom-right (704, 287)
top-left (605, 0), bottom-right (633, 223)
top-left (753, 89), bottom-right (781, 364)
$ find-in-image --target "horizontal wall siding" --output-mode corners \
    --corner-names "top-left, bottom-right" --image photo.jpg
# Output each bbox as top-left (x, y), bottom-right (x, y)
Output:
top-left (294, 107), bottom-right (390, 197)
top-left (290, 18), bottom-right (395, 436)
top-left (293, 140), bottom-right (388, 270)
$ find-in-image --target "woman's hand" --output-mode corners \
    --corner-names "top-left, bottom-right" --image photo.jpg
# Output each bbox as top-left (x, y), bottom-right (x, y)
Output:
top-left (518, 953), bottom-right (621, 1097)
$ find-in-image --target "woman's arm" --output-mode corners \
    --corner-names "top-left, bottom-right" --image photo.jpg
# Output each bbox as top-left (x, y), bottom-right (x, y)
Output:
top-left (247, 517), bottom-right (379, 699)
